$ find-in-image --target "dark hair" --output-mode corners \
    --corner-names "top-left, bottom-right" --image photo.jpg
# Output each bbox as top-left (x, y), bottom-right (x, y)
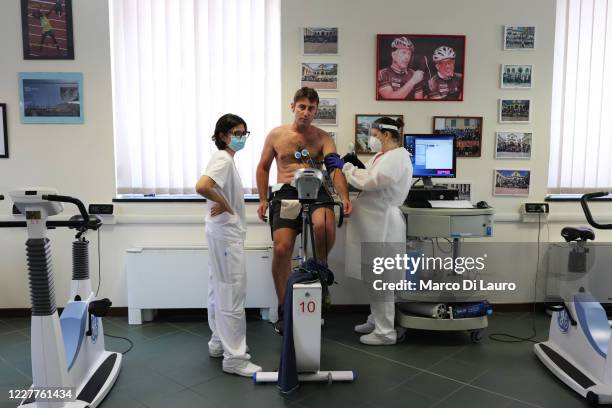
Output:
top-left (212, 113), bottom-right (247, 150)
top-left (293, 87), bottom-right (319, 105)
top-left (373, 116), bottom-right (404, 143)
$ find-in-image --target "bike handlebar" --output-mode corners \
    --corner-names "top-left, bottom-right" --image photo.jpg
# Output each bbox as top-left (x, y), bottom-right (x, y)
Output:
top-left (580, 192), bottom-right (612, 230)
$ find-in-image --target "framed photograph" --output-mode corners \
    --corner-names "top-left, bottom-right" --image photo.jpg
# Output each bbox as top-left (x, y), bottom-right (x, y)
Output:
top-left (376, 34), bottom-right (466, 101)
top-left (501, 64), bottom-right (533, 88)
top-left (499, 99), bottom-right (531, 123)
top-left (313, 98), bottom-right (337, 125)
top-left (495, 132), bottom-right (532, 159)
top-left (19, 72), bottom-right (84, 124)
top-left (355, 114), bottom-right (404, 154)
top-left (493, 169), bottom-right (531, 196)
top-left (439, 182), bottom-right (472, 201)
top-left (21, 0), bottom-right (74, 59)
top-left (504, 25), bottom-right (536, 50)
top-left (0, 104), bottom-right (8, 158)
top-left (302, 27), bottom-right (338, 55)
top-left (301, 63), bottom-right (338, 90)
top-left (433, 116), bottom-right (483, 157)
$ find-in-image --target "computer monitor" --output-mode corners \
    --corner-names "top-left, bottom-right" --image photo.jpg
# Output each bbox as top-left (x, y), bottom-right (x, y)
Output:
top-left (404, 134), bottom-right (456, 187)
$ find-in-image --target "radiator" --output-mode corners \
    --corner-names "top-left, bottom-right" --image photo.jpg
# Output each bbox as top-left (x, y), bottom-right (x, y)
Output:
top-left (126, 245), bottom-right (276, 324)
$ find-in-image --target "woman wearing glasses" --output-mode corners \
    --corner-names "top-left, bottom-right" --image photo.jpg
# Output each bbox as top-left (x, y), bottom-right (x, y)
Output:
top-left (195, 114), bottom-right (261, 377)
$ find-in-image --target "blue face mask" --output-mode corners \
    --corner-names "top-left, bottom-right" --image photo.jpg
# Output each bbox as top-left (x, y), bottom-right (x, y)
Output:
top-left (228, 136), bottom-right (246, 152)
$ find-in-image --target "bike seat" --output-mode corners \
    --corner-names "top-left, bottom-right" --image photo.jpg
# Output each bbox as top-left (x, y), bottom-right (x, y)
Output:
top-left (561, 226), bottom-right (595, 242)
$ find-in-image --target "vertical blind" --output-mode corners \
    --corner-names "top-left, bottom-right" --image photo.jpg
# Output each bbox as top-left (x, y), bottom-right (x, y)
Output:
top-left (548, 0), bottom-right (612, 193)
top-left (110, 0), bottom-right (280, 194)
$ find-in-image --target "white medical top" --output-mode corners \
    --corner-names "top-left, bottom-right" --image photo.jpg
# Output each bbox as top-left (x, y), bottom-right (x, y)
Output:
top-left (203, 150), bottom-right (247, 241)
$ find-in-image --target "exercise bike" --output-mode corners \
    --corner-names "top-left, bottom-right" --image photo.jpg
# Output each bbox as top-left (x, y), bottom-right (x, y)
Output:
top-left (534, 192), bottom-right (612, 405)
top-left (0, 190), bottom-right (122, 407)
top-left (254, 168), bottom-right (355, 391)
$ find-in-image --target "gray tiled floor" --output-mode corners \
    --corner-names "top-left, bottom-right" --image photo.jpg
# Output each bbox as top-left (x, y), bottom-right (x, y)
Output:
top-left (0, 311), bottom-right (594, 408)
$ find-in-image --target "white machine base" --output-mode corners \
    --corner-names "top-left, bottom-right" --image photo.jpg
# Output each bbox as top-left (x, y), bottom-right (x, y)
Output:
top-left (20, 351), bottom-right (122, 408)
top-left (535, 342), bottom-right (612, 405)
top-left (254, 371), bottom-right (355, 383)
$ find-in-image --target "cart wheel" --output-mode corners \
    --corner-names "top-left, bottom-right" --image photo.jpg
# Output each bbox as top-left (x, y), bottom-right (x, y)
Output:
top-left (470, 330), bottom-right (483, 344)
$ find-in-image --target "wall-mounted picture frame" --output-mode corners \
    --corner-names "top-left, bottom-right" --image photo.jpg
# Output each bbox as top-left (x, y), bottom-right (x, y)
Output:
top-left (493, 169), bottom-right (531, 196)
top-left (355, 114), bottom-right (404, 154)
top-left (376, 34), bottom-right (466, 101)
top-left (433, 116), bottom-right (483, 157)
top-left (501, 64), bottom-right (533, 88)
top-left (504, 25), bottom-right (536, 50)
top-left (301, 63), bottom-right (338, 90)
top-left (21, 0), bottom-right (74, 60)
top-left (313, 98), bottom-right (337, 125)
top-left (0, 104), bottom-right (8, 158)
top-left (499, 99), bottom-right (531, 123)
top-left (302, 27), bottom-right (338, 55)
top-left (19, 72), bottom-right (84, 124)
top-left (495, 131), bottom-right (532, 159)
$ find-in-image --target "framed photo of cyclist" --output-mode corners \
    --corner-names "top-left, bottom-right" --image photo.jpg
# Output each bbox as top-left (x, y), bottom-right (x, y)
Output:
top-left (433, 116), bottom-right (482, 157)
top-left (21, 0), bottom-right (74, 60)
top-left (376, 34), bottom-right (466, 101)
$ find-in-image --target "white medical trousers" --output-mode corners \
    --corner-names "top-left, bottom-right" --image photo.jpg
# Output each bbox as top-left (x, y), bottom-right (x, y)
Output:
top-left (364, 281), bottom-right (397, 342)
top-left (206, 234), bottom-right (248, 361)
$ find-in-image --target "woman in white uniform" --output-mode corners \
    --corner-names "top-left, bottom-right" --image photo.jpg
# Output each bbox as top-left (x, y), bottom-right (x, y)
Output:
top-left (325, 117), bottom-right (412, 345)
top-left (195, 114), bottom-right (262, 376)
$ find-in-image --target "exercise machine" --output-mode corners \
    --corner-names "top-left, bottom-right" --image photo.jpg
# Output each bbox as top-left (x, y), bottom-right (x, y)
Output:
top-left (1, 190), bottom-right (122, 407)
top-left (254, 168), bottom-right (355, 388)
top-left (534, 192), bottom-right (612, 405)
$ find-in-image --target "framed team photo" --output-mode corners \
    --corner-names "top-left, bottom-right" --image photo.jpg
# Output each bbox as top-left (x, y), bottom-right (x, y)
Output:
top-left (376, 34), bottom-right (466, 101)
top-left (493, 169), bottom-right (531, 196)
top-left (499, 99), bottom-right (531, 123)
top-left (301, 63), bottom-right (338, 90)
top-left (501, 64), bottom-right (533, 88)
top-left (302, 27), bottom-right (338, 55)
top-left (355, 114), bottom-right (404, 154)
top-left (18, 72), bottom-right (84, 124)
top-left (21, 0), bottom-right (74, 60)
top-left (0, 104), bottom-right (8, 158)
top-left (495, 132), bottom-right (532, 159)
top-left (313, 98), bottom-right (337, 125)
top-left (504, 25), bottom-right (536, 50)
top-left (433, 116), bottom-right (482, 157)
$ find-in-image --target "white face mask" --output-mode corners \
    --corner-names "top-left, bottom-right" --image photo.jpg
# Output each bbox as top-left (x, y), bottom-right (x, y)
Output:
top-left (368, 135), bottom-right (382, 152)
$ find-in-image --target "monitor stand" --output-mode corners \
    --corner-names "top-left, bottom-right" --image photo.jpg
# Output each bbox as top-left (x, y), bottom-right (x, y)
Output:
top-left (422, 177), bottom-right (434, 188)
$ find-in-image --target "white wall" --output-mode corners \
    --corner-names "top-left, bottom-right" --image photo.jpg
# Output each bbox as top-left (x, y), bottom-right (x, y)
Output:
top-left (2, 0), bottom-right (612, 309)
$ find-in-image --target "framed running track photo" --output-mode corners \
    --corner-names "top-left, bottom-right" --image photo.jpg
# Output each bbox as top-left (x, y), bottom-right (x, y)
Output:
top-left (376, 34), bottom-right (466, 101)
top-left (18, 72), bottom-right (84, 124)
top-left (21, 0), bottom-right (74, 60)
top-left (355, 114), bottom-right (404, 154)
top-left (0, 104), bottom-right (8, 158)
top-left (433, 116), bottom-right (483, 158)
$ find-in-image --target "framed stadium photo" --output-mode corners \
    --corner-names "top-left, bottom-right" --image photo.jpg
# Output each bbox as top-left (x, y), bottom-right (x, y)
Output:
top-left (493, 169), bottom-right (531, 196)
top-left (433, 116), bottom-right (482, 157)
top-left (0, 104), bottom-right (8, 158)
top-left (355, 114), bottom-right (404, 154)
top-left (376, 34), bottom-right (466, 101)
top-left (21, 0), bottom-right (74, 60)
top-left (302, 27), bottom-right (338, 55)
top-left (18, 72), bottom-right (84, 124)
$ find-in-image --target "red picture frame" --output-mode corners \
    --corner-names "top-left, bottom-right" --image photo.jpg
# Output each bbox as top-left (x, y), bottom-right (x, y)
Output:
top-left (376, 34), bottom-right (466, 101)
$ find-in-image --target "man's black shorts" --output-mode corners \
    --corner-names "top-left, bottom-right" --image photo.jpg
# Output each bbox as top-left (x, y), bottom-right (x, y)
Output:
top-left (269, 184), bottom-right (335, 236)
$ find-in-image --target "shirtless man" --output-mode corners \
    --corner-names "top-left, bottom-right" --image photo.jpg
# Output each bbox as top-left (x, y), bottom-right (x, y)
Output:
top-left (256, 87), bottom-right (352, 333)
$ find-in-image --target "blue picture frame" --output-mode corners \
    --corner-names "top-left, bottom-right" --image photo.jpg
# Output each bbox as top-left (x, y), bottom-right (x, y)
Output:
top-left (18, 72), bottom-right (83, 124)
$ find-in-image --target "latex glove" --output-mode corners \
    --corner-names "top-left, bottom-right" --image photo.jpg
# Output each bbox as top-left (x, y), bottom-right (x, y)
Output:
top-left (324, 153), bottom-right (345, 171)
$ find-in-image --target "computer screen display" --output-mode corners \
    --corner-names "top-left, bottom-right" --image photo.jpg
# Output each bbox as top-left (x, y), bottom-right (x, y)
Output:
top-left (404, 134), bottom-right (456, 178)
